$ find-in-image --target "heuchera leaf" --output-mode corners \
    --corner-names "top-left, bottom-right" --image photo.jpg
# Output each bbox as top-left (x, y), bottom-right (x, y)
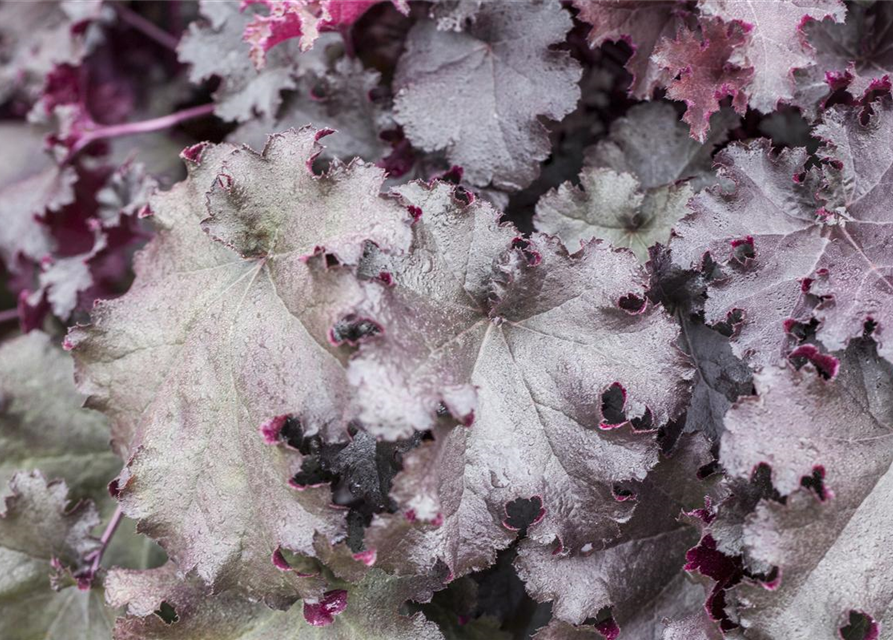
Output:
top-left (796, 3), bottom-right (893, 113)
top-left (0, 331), bottom-right (119, 501)
top-left (0, 471), bottom-right (98, 580)
top-left (572, 0), bottom-right (690, 100)
top-left (242, 0), bottom-right (408, 68)
top-left (699, 0), bottom-right (846, 113)
top-left (0, 471), bottom-right (115, 640)
top-left (544, 102), bottom-right (737, 263)
top-left (392, 0), bottom-right (582, 190)
top-left (430, 0), bottom-right (486, 32)
top-left (669, 140), bottom-right (827, 367)
top-left (15, 160), bottom-right (151, 331)
top-left (673, 97), bottom-right (893, 366)
top-left (808, 98), bottom-right (893, 362)
top-left (0, 0), bottom-right (103, 107)
top-left (662, 610), bottom-right (723, 640)
top-left (233, 49), bottom-right (393, 163)
top-left (178, 1), bottom-right (302, 123)
top-left (348, 180), bottom-right (692, 578)
top-left (652, 17), bottom-right (753, 142)
top-left (108, 561), bottom-right (447, 639)
top-left (719, 339), bottom-right (893, 639)
top-left (515, 434), bottom-right (713, 629)
top-left (585, 102), bottom-right (738, 194)
top-left (0, 124), bottom-right (78, 271)
top-left (66, 128), bottom-right (413, 606)
top-left (535, 165), bottom-right (693, 262)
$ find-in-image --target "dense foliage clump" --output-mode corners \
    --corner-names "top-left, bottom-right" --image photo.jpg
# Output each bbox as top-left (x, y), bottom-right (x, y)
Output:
top-left (1, 2), bottom-right (891, 639)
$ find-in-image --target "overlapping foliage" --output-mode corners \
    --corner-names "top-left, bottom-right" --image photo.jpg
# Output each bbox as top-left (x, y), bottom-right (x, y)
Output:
top-left (1, 1), bottom-right (891, 639)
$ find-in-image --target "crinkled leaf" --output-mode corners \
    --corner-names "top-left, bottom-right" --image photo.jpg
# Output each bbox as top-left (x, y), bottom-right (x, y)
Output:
top-left (96, 160), bottom-right (157, 228)
top-left (796, 2), bottom-right (893, 113)
top-left (572, 0), bottom-right (689, 100)
top-left (544, 103), bottom-right (736, 263)
top-left (17, 160), bottom-right (150, 330)
top-left (287, 423), bottom-right (420, 517)
top-left (809, 98), bottom-right (893, 362)
top-left (108, 562), bottom-right (446, 639)
top-left (652, 17), bottom-right (752, 142)
top-left (0, 332), bottom-right (119, 501)
top-left (0, 472), bottom-right (112, 640)
top-left (669, 140), bottom-right (826, 367)
top-left (0, 471), bottom-right (98, 575)
top-left (674, 98), bottom-right (893, 366)
top-left (179, 1), bottom-right (301, 122)
top-left (700, 0), bottom-right (846, 113)
top-left (67, 128), bottom-right (412, 606)
top-left (393, 0), bottom-right (581, 190)
top-left (515, 434), bottom-right (713, 628)
top-left (350, 180), bottom-right (691, 578)
top-left (430, 0), bottom-right (485, 32)
top-left (535, 166), bottom-right (692, 262)
top-left (27, 227), bottom-right (107, 323)
top-left (720, 339), bottom-right (893, 639)
top-left (233, 50), bottom-right (392, 163)
top-left (0, 333), bottom-right (165, 593)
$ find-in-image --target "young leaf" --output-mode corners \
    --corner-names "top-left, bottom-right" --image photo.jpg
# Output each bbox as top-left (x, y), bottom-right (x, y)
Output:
top-left (652, 18), bottom-right (753, 142)
top-left (585, 102), bottom-right (738, 194)
top-left (67, 129), bottom-right (412, 606)
top-left (392, 0), bottom-right (582, 190)
top-left (538, 103), bottom-right (739, 262)
top-left (233, 53), bottom-right (392, 164)
top-left (179, 1), bottom-right (301, 123)
top-left (535, 166), bottom-right (692, 262)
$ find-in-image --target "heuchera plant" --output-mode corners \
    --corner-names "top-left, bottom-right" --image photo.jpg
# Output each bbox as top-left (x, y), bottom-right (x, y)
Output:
top-left (1, 1), bottom-right (892, 639)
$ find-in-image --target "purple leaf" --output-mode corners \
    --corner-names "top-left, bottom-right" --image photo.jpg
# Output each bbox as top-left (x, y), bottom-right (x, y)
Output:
top-left (349, 179), bottom-right (692, 579)
top-left (66, 128), bottom-right (412, 606)
top-left (393, 0), bottom-right (581, 190)
top-left (700, 0), bottom-right (846, 113)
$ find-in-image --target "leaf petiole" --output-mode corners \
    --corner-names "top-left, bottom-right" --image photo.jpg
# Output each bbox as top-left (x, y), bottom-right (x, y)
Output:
top-left (65, 103), bottom-right (216, 163)
top-left (84, 504), bottom-right (125, 584)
